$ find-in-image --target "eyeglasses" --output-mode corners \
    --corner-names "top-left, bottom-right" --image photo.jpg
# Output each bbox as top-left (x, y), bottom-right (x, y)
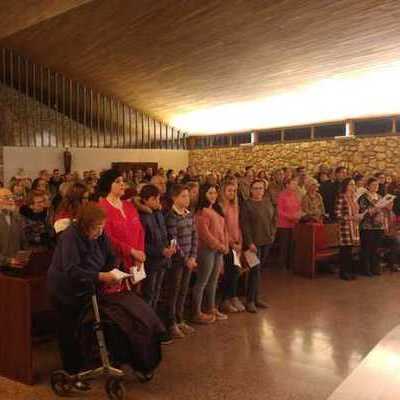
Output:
top-left (251, 187), bottom-right (265, 190)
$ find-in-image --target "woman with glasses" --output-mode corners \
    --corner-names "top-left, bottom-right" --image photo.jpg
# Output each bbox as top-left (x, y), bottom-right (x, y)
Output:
top-left (20, 190), bottom-right (55, 249)
top-left (240, 179), bottom-right (277, 313)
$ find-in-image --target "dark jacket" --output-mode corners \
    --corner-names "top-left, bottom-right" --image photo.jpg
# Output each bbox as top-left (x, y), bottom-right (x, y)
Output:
top-left (20, 206), bottom-right (55, 248)
top-left (240, 197), bottom-right (277, 248)
top-left (139, 207), bottom-right (169, 272)
top-left (320, 180), bottom-right (342, 220)
top-left (47, 224), bottom-right (116, 305)
top-left (0, 211), bottom-right (28, 266)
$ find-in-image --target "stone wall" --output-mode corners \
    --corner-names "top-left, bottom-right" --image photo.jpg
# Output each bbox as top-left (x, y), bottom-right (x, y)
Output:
top-left (0, 83), bottom-right (97, 148)
top-left (189, 136), bottom-right (400, 174)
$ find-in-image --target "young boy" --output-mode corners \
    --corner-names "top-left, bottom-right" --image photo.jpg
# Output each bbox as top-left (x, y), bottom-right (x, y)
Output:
top-left (138, 185), bottom-right (175, 311)
top-left (165, 184), bottom-right (198, 339)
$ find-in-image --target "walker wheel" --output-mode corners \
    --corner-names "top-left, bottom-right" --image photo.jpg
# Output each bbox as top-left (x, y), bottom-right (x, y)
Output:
top-left (135, 370), bottom-right (154, 383)
top-left (105, 378), bottom-right (126, 400)
top-left (51, 370), bottom-right (73, 396)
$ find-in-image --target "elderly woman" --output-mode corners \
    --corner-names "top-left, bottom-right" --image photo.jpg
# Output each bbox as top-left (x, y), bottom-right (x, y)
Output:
top-left (301, 178), bottom-right (326, 223)
top-left (358, 177), bottom-right (392, 276)
top-left (20, 190), bottom-right (55, 249)
top-left (48, 202), bottom-right (165, 386)
top-left (47, 203), bottom-right (121, 381)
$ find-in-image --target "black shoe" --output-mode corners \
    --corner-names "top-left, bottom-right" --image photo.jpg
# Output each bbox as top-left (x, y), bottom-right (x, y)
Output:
top-left (340, 274), bottom-right (352, 281)
top-left (372, 271), bottom-right (382, 276)
top-left (363, 272), bottom-right (374, 277)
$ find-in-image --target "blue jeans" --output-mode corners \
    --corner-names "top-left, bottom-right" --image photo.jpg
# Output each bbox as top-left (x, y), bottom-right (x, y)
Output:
top-left (247, 245), bottom-right (271, 303)
top-left (166, 260), bottom-right (192, 327)
top-left (142, 268), bottom-right (166, 311)
top-left (192, 248), bottom-right (223, 315)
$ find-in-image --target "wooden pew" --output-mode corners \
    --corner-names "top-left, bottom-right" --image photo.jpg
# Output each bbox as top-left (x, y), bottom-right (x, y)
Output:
top-left (0, 251), bottom-right (53, 384)
top-left (328, 324), bottom-right (400, 399)
top-left (293, 223), bottom-right (340, 278)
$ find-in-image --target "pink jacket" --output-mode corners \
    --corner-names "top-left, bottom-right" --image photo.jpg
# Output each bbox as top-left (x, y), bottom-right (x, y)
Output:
top-left (277, 190), bottom-right (301, 229)
top-left (223, 202), bottom-right (242, 248)
top-left (195, 207), bottom-right (229, 251)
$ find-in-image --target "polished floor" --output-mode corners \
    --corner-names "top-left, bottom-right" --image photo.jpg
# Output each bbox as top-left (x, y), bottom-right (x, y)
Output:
top-left (2, 269), bottom-right (400, 400)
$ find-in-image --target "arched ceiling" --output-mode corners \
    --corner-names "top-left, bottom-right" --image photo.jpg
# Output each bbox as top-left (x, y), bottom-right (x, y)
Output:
top-left (2, 0), bottom-right (400, 134)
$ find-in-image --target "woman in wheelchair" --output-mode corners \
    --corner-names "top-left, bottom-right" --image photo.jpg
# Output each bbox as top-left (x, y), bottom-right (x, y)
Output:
top-left (48, 202), bottom-right (165, 392)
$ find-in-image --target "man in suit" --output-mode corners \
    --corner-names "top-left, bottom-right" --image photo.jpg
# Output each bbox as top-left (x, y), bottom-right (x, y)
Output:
top-left (0, 188), bottom-right (29, 267)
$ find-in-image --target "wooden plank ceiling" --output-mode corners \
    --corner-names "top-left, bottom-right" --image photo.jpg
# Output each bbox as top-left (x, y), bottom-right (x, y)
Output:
top-left (1, 0), bottom-right (400, 134)
top-left (0, 0), bottom-right (93, 40)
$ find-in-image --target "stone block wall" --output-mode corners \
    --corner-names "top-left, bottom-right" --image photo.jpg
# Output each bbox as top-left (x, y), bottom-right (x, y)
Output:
top-left (189, 136), bottom-right (400, 174)
top-left (0, 83), bottom-right (100, 147)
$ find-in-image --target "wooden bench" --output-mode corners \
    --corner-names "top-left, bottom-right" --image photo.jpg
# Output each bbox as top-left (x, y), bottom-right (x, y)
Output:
top-left (0, 250), bottom-right (53, 384)
top-left (293, 223), bottom-right (340, 278)
top-left (328, 324), bottom-right (400, 399)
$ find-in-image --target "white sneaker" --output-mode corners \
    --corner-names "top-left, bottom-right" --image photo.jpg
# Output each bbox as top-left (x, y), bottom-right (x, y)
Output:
top-left (221, 299), bottom-right (239, 313)
top-left (213, 309), bottom-right (228, 321)
top-left (178, 322), bottom-right (195, 335)
top-left (231, 297), bottom-right (245, 312)
top-left (170, 323), bottom-right (185, 339)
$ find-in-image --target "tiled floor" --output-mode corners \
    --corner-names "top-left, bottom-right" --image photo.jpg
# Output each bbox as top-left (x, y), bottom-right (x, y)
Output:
top-left (2, 269), bottom-right (400, 400)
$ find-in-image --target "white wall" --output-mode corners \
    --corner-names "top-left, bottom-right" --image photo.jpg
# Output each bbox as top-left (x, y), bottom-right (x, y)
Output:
top-left (3, 147), bottom-right (189, 183)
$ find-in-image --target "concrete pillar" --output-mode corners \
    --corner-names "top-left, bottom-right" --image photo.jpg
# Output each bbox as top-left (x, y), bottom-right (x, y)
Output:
top-left (345, 120), bottom-right (354, 137)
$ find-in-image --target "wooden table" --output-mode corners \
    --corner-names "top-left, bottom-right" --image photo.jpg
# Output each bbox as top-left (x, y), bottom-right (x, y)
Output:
top-left (0, 272), bottom-right (50, 384)
top-left (328, 325), bottom-right (400, 399)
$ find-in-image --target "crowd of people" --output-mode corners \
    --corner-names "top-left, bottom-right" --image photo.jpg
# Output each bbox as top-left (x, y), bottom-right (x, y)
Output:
top-left (1, 162), bottom-right (400, 380)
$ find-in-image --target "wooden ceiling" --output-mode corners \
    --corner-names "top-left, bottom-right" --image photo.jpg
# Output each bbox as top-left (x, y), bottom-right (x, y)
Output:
top-left (0, 0), bottom-right (93, 40)
top-left (2, 0), bottom-right (400, 134)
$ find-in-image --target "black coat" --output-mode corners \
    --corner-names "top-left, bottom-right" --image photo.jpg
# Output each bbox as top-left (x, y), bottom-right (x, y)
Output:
top-left (47, 224), bottom-right (116, 305)
top-left (101, 291), bottom-right (164, 373)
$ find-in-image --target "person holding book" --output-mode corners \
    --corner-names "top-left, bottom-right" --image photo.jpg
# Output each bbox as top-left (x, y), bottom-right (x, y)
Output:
top-left (97, 169), bottom-right (145, 293)
top-left (358, 177), bottom-right (393, 276)
top-left (165, 184), bottom-right (198, 338)
top-left (220, 179), bottom-right (245, 313)
top-left (138, 184), bottom-right (176, 311)
top-left (240, 179), bottom-right (277, 313)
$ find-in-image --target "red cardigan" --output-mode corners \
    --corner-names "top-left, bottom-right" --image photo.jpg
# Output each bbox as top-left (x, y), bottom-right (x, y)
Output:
top-left (99, 198), bottom-right (145, 272)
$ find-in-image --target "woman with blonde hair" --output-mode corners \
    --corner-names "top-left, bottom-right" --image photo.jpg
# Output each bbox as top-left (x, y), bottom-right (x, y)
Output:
top-left (219, 179), bottom-right (245, 313)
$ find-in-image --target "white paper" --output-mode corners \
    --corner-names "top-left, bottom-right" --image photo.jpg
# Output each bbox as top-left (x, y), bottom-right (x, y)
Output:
top-left (376, 194), bottom-right (396, 209)
top-left (109, 268), bottom-right (134, 282)
top-left (243, 250), bottom-right (260, 268)
top-left (232, 250), bottom-right (242, 268)
top-left (129, 264), bottom-right (147, 284)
